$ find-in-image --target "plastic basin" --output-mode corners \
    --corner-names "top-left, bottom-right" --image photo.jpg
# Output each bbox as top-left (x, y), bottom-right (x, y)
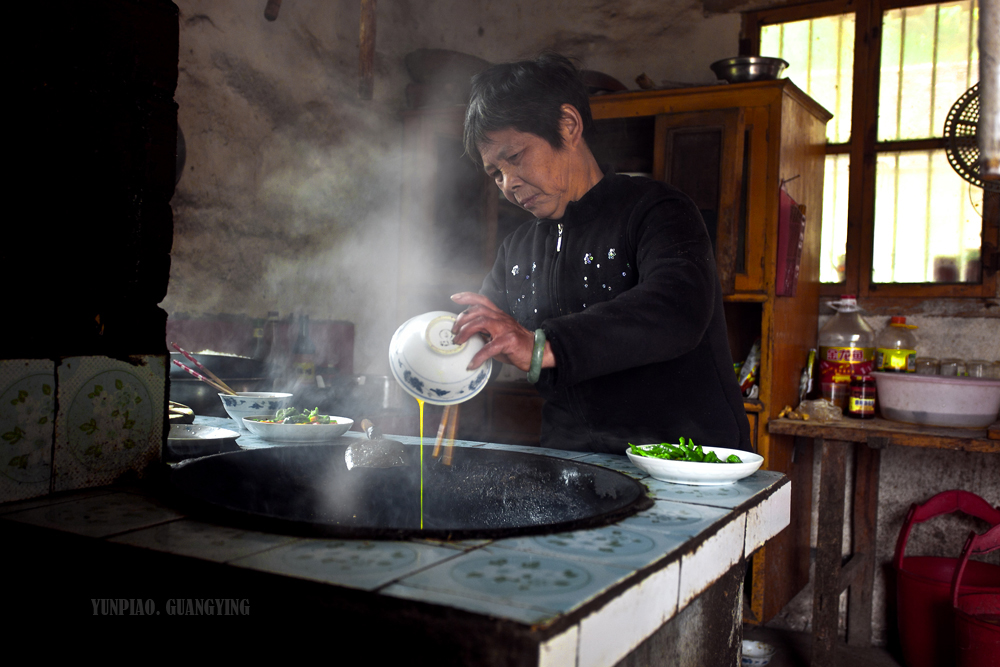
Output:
top-left (872, 372), bottom-right (1000, 428)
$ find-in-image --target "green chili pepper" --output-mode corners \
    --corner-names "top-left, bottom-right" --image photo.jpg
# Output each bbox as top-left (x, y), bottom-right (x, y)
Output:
top-left (628, 438), bottom-right (743, 464)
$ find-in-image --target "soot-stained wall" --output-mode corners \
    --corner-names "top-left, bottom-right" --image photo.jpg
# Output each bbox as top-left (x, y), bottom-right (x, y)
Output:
top-left (165, 0), bottom-right (740, 373)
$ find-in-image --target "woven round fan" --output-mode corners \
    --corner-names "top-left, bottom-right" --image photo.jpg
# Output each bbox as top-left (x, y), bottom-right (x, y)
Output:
top-left (944, 83), bottom-right (1000, 193)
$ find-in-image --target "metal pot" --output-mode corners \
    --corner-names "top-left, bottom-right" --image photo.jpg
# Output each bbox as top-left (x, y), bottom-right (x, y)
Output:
top-left (169, 352), bottom-right (265, 379)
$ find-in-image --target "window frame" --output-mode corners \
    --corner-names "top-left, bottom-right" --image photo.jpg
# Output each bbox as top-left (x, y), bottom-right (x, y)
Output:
top-left (741, 0), bottom-right (998, 310)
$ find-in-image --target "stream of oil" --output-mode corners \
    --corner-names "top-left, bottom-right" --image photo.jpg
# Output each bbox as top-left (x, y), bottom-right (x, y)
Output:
top-left (417, 398), bottom-right (424, 529)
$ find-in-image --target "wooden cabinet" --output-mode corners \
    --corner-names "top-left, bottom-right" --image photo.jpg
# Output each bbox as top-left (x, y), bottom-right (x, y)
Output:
top-left (400, 80), bottom-right (831, 624)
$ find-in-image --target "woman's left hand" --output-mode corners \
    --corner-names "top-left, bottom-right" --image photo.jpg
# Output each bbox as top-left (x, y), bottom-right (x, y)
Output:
top-left (451, 293), bottom-right (553, 371)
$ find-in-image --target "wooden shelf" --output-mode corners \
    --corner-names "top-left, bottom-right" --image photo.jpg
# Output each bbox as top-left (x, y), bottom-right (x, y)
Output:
top-left (724, 292), bottom-right (769, 303)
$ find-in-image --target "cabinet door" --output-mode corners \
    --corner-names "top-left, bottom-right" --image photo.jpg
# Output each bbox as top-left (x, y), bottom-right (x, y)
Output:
top-left (653, 109), bottom-right (746, 294)
top-left (734, 106), bottom-right (770, 293)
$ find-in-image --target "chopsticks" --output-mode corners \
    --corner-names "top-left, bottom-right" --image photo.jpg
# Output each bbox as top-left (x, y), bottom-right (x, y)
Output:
top-left (170, 342), bottom-right (238, 395)
top-left (432, 404), bottom-right (460, 465)
top-left (171, 359), bottom-right (236, 395)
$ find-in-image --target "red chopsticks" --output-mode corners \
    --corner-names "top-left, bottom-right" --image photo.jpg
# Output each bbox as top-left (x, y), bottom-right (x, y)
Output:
top-left (170, 343), bottom-right (238, 395)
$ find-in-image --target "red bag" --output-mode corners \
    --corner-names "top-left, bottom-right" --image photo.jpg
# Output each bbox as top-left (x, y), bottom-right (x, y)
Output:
top-left (893, 490), bottom-right (1000, 667)
top-left (951, 523), bottom-right (1000, 667)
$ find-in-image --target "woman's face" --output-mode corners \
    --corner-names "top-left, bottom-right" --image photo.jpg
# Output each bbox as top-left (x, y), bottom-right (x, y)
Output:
top-left (478, 127), bottom-right (579, 220)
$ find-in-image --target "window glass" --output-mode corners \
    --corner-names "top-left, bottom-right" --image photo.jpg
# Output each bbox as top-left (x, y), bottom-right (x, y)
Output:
top-left (872, 149), bottom-right (983, 282)
top-left (761, 14), bottom-right (855, 144)
top-left (879, 1), bottom-right (979, 141)
top-left (762, 14), bottom-right (855, 286)
top-left (761, 1), bottom-right (983, 286)
top-left (820, 154), bottom-right (851, 283)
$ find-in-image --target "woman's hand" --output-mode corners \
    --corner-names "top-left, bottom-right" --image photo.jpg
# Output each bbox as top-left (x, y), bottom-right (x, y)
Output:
top-left (451, 293), bottom-right (555, 371)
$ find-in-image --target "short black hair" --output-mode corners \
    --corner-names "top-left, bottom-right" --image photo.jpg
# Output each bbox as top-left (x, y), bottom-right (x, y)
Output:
top-left (463, 52), bottom-right (596, 164)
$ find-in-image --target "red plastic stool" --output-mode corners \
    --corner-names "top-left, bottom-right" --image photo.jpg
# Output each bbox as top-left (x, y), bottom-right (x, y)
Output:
top-left (893, 490), bottom-right (1000, 667)
top-left (952, 523), bottom-right (1000, 667)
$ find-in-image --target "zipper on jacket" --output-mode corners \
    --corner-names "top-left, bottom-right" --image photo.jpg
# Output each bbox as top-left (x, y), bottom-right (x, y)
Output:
top-left (549, 223), bottom-right (564, 315)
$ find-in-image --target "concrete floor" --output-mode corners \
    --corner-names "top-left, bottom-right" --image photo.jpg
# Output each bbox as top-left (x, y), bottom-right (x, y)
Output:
top-left (743, 626), bottom-right (903, 667)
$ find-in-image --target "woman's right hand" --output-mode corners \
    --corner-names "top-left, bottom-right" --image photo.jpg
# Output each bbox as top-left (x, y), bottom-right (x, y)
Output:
top-left (450, 293), bottom-right (554, 372)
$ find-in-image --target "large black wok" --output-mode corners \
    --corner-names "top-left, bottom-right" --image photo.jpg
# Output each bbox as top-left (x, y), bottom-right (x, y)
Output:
top-left (167, 442), bottom-right (653, 540)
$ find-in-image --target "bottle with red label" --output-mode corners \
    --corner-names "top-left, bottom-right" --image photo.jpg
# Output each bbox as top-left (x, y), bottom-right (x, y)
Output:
top-left (817, 295), bottom-right (875, 410)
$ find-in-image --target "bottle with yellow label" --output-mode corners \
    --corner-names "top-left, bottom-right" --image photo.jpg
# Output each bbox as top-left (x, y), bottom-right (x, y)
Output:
top-left (875, 316), bottom-right (918, 373)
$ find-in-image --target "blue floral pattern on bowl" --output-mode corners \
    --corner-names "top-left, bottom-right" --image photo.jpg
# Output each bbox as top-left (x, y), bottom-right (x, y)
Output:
top-left (389, 313), bottom-right (492, 406)
top-left (218, 392), bottom-right (293, 430)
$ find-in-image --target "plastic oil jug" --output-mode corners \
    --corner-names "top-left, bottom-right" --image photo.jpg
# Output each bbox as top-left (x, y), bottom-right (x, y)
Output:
top-left (818, 295), bottom-right (875, 409)
top-left (875, 316), bottom-right (918, 373)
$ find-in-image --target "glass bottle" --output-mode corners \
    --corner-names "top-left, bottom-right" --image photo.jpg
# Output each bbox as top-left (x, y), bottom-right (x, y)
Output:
top-left (847, 375), bottom-right (876, 419)
top-left (940, 358), bottom-right (964, 377)
top-left (292, 315), bottom-right (316, 381)
top-left (253, 310), bottom-right (278, 361)
top-left (817, 295), bottom-right (875, 409)
top-left (251, 318), bottom-right (266, 359)
top-left (874, 316), bottom-right (918, 373)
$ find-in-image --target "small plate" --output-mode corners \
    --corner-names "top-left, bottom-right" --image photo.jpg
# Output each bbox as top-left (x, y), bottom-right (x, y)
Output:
top-left (242, 415), bottom-right (354, 443)
top-left (166, 423), bottom-right (241, 461)
top-left (626, 445), bottom-right (763, 485)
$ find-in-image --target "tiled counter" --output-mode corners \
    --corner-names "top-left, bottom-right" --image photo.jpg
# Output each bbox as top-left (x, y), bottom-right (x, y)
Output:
top-left (3, 418), bottom-right (789, 665)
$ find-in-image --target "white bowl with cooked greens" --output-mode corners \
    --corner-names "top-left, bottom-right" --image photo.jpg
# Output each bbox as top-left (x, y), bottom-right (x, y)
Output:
top-left (626, 442), bottom-right (763, 485)
top-left (242, 408), bottom-right (353, 443)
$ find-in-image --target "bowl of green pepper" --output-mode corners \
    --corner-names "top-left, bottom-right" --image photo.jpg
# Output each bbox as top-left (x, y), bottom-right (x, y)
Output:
top-left (243, 407), bottom-right (353, 443)
top-left (625, 438), bottom-right (763, 485)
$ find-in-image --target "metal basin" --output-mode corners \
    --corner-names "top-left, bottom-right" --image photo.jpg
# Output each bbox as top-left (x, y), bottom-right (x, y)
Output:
top-left (710, 56), bottom-right (788, 83)
top-left (167, 443), bottom-right (653, 540)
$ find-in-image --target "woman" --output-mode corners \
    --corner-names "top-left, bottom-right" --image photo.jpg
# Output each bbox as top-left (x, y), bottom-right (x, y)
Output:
top-left (451, 53), bottom-right (751, 455)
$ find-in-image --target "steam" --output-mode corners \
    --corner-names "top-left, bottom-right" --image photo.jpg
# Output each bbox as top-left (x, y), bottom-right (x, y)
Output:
top-left (166, 5), bottom-right (446, 375)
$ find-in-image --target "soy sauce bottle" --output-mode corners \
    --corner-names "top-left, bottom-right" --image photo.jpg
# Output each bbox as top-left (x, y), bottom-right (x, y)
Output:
top-left (847, 375), bottom-right (876, 419)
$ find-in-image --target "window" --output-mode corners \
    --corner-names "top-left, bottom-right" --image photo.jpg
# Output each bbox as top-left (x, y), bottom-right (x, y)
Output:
top-left (743, 0), bottom-right (997, 305)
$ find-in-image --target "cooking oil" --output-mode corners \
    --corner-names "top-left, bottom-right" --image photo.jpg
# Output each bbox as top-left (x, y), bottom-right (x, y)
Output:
top-left (817, 295), bottom-right (875, 409)
top-left (875, 316), bottom-right (918, 373)
top-left (417, 398), bottom-right (424, 530)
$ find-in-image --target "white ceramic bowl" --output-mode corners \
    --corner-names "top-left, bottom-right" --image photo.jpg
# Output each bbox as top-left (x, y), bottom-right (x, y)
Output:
top-left (741, 640), bottom-right (776, 666)
top-left (626, 445), bottom-right (763, 485)
top-left (388, 311), bottom-right (492, 406)
top-left (242, 415), bottom-right (353, 443)
top-left (872, 372), bottom-right (1000, 428)
top-left (218, 392), bottom-right (293, 430)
